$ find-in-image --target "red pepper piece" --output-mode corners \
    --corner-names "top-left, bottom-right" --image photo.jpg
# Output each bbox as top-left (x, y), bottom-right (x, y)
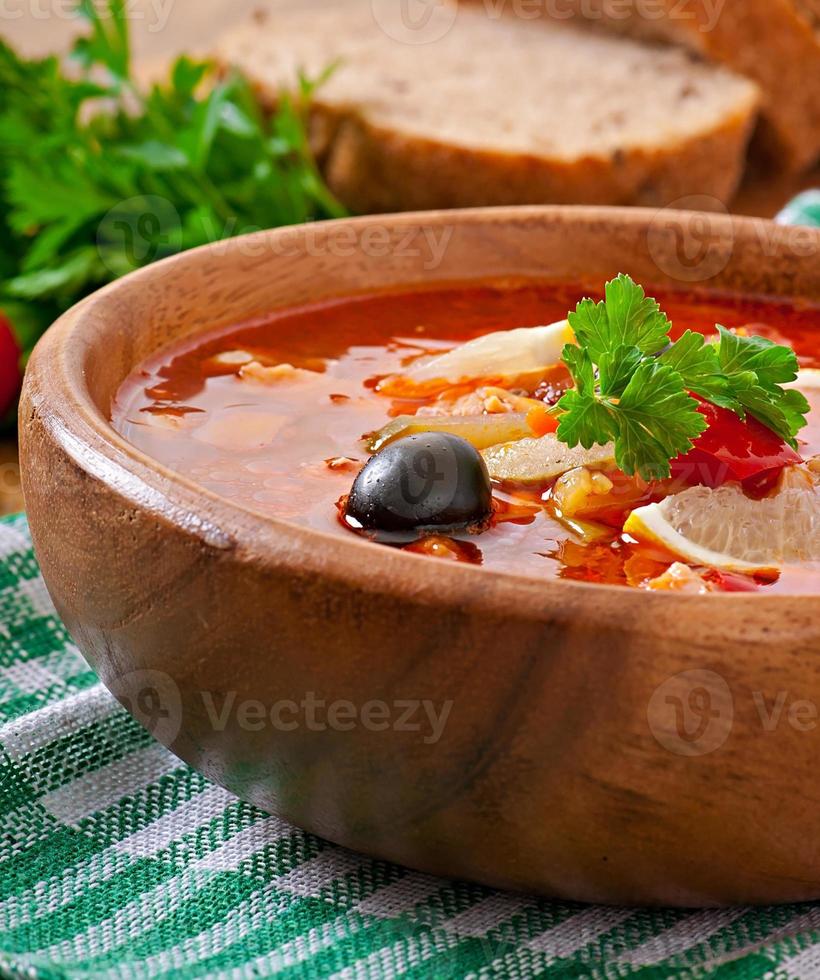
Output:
top-left (671, 398), bottom-right (801, 489)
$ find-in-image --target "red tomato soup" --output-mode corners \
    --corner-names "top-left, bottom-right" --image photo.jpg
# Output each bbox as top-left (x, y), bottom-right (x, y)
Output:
top-left (112, 282), bottom-right (820, 594)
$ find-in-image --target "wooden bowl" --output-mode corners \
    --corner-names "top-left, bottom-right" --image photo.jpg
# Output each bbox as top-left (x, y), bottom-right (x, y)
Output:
top-left (20, 206), bottom-right (820, 907)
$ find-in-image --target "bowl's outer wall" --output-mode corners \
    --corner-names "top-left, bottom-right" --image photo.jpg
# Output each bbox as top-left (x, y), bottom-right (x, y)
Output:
top-left (19, 207), bottom-right (820, 906)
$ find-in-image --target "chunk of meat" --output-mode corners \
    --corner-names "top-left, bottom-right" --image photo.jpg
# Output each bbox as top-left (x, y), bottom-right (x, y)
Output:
top-left (193, 412), bottom-right (286, 451)
top-left (643, 562), bottom-right (712, 593)
top-left (210, 349), bottom-right (254, 367)
top-left (552, 466), bottom-right (615, 518)
top-left (418, 386), bottom-right (545, 418)
top-left (239, 361), bottom-right (319, 384)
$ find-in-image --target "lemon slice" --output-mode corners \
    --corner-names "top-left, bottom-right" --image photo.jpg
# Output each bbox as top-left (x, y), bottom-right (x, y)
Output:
top-left (624, 482), bottom-right (820, 573)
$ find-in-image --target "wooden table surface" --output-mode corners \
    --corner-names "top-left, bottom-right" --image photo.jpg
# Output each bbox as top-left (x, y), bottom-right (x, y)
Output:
top-left (1, 1), bottom-right (818, 515)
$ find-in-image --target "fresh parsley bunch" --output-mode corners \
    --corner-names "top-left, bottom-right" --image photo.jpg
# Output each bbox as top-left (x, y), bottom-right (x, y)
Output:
top-left (556, 275), bottom-right (810, 481)
top-left (0, 0), bottom-right (346, 365)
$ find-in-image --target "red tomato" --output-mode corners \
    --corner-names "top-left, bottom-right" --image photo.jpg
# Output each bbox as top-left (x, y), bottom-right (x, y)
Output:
top-left (703, 569), bottom-right (763, 593)
top-left (0, 313), bottom-right (21, 418)
top-left (671, 398), bottom-right (801, 489)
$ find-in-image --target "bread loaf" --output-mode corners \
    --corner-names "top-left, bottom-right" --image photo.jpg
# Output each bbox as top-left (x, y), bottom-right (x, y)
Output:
top-left (506, 0), bottom-right (820, 172)
top-left (216, 0), bottom-right (760, 212)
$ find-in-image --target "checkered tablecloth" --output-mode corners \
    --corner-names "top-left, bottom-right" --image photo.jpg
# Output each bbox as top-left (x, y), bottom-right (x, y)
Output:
top-left (3, 514), bottom-right (820, 980)
top-left (3, 192), bottom-right (820, 980)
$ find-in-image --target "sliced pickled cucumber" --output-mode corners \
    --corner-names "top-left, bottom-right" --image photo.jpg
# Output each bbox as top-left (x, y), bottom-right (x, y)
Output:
top-left (482, 435), bottom-right (615, 485)
top-left (368, 413), bottom-right (533, 453)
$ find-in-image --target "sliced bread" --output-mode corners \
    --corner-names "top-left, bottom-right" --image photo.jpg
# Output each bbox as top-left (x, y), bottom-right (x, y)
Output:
top-left (215, 0), bottom-right (759, 213)
top-left (508, 0), bottom-right (820, 172)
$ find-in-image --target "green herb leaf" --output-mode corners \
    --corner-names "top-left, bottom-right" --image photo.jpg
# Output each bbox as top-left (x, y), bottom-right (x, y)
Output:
top-left (716, 325), bottom-right (798, 388)
top-left (557, 355), bottom-right (705, 482)
top-left (715, 326), bottom-right (809, 445)
top-left (561, 343), bottom-right (595, 393)
top-left (556, 277), bottom-right (808, 480)
top-left (559, 278), bottom-right (703, 479)
top-left (611, 361), bottom-right (706, 481)
top-left (659, 329), bottom-right (736, 410)
top-left (555, 347), bottom-right (616, 448)
top-left (567, 273), bottom-right (671, 360)
top-left (0, 0), bottom-right (347, 383)
top-left (71, 0), bottom-right (131, 85)
top-left (598, 344), bottom-right (643, 397)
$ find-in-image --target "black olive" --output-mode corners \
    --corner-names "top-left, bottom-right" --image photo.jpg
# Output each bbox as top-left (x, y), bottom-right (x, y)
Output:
top-left (344, 432), bottom-right (493, 538)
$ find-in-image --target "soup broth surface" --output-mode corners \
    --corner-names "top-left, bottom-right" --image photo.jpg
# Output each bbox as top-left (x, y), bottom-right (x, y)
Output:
top-left (113, 282), bottom-right (820, 593)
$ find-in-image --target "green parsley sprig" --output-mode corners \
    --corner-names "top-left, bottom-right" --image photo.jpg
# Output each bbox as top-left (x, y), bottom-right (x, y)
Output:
top-left (555, 275), bottom-right (809, 482)
top-left (0, 0), bottom-right (346, 366)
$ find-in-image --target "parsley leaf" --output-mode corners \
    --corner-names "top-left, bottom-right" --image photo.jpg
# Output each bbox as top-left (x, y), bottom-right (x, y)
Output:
top-left (558, 276), bottom-right (703, 480)
top-left (714, 326), bottom-right (810, 446)
top-left (659, 329), bottom-right (735, 410)
top-left (0, 0), bottom-right (347, 371)
top-left (568, 273), bottom-right (671, 360)
top-left (555, 347), bottom-right (617, 449)
top-left (557, 345), bottom-right (706, 480)
top-left (597, 344), bottom-right (643, 397)
top-left (557, 354), bottom-right (705, 482)
top-left (612, 361), bottom-right (706, 480)
top-left (72, 0), bottom-right (131, 86)
top-left (716, 325), bottom-right (798, 387)
top-left (555, 276), bottom-right (808, 480)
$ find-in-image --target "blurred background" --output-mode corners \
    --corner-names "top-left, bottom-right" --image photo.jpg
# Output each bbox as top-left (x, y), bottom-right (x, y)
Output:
top-left (6, 0), bottom-right (287, 57)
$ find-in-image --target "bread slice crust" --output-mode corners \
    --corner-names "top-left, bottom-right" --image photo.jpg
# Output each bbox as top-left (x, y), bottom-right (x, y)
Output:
top-left (507, 0), bottom-right (820, 172)
top-left (315, 107), bottom-right (756, 213)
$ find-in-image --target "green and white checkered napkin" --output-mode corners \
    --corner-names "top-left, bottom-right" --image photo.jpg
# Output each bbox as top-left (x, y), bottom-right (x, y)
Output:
top-left (3, 518), bottom-right (820, 980)
top-left (3, 193), bottom-right (820, 980)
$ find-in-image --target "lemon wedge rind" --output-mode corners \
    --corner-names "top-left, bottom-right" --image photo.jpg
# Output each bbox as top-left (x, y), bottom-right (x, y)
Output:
top-left (624, 501), bottom-right (779, 576)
